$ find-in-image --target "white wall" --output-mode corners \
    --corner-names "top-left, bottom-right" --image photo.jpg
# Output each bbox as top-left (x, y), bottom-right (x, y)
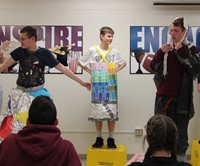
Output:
top-left (0, 0), bottom-right (200, 155)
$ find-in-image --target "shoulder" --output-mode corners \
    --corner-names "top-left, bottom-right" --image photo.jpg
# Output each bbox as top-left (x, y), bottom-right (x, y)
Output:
top-left (89, 46), bottom-right (97, 52)
top-left (111, 47), bottom-right (118, 52)
top-left (61, 138), bottom-right (74, 147)
top-left (59, 139), bottom-right (78, 152)
top-left (186, 41), bottom-right (196, 49)
top-left (83, 46), bottom-right (97, 56)
top-left (37, 47), bottom-right (56, 59)
top-left (37, 47), bottom-right (52, 54)
top-left (0, 133), bottom-right (16, 145)
top-left (110, 48), bottom-right (120, 54)
top-left (10, 47), bottom-right (23, 55)
top-left (186, 41), bottom-right (199, 53)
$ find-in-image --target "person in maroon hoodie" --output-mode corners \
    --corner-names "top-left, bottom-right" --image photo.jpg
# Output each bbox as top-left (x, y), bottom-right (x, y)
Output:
top-left (150, 17), bottom-right (200, 161)
top-left (0, 95), bottom-right (82, 166)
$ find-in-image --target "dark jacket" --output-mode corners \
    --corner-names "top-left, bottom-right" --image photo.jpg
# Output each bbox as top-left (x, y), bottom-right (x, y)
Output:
top-left (0, 124), bottom-right (82, 166)
top-left (150, 44), bottom-right (199, 96)
top-left (175, 45), bottom-right (200, 118)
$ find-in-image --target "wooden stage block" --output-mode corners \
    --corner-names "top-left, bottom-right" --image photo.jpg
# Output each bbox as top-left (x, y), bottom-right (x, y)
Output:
top-left (86, 144), bottom-right (127, 166)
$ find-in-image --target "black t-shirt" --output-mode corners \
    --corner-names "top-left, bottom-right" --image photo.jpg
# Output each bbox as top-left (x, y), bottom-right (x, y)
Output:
top-left (11, 47), bottom-right (59, 88)
top-left (128, 157), bottom-right (191, 166)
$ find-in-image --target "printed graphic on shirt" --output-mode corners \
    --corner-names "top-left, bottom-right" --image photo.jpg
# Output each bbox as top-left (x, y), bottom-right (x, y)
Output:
top-left (18, 54), bottom-right (44, 88)
top-left (91, 63), bottom-right (117, 104)
top-left (94, 46), bottom-right (113, 63)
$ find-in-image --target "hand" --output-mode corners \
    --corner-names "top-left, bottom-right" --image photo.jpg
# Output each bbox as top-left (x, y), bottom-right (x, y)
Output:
top-left (175, 42), bottom-right (183, 50)
top-left (125, 153), bottom-right (145, 165)
top-left (197, 84), bottom-right (200, 93)
top-left (83, 82), bottom-right (91, 91)
top-left (161, 44), bottom-right (171, 53)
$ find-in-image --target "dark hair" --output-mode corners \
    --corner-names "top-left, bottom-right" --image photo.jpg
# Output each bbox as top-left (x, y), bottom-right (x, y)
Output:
top-left (100, 26), bottom-right (114, 36)
top-left (145, 115), bottom-right (178, 159)
top-left (172, 17), bottom-right (185, 31)
top-left (20, 26), bottom-right (37, 41)
top-left (28, 96), bottom-right (57, 125)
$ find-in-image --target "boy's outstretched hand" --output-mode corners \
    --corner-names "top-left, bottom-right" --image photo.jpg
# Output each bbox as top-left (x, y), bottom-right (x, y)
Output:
top-left (83, 82), bottom-right (91, 91)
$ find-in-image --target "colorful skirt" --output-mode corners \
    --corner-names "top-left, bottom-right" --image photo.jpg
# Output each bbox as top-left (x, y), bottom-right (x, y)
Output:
top-left (0, 86), bottom-right (50, 140)
top-left (88, 62), bottom-right (118, 121)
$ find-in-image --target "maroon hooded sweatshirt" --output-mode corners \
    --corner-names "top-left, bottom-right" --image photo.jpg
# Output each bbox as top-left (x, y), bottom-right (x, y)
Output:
top-left (0, 124), bottom-right (82, 166)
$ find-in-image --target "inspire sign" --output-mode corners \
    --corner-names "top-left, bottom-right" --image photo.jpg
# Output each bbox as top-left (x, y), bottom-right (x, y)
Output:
top-left (0, 25), bottom-right (83, 51)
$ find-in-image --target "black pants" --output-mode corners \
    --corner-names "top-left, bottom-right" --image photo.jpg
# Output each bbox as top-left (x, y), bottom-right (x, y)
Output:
top-left (154, 95), bottom-right (189, 154)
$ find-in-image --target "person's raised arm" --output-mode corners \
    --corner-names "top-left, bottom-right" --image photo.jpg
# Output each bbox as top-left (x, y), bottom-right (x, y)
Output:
top-left (0, 57), bottom-right (16, 73)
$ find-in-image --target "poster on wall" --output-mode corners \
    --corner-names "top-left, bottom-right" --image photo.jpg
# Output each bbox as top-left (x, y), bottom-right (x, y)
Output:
top-left (130, 26), bottom-right (200, 74)
top-left (0, 25), bottom-right (83, 74)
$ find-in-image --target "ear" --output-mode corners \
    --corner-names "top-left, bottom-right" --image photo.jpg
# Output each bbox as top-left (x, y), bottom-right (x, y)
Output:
top-left (100, 34), bottom-right (104, 41)
top-left (54, 118), bottom-right (59, 126)
top-left (31, 36), bottom-right (36, 42)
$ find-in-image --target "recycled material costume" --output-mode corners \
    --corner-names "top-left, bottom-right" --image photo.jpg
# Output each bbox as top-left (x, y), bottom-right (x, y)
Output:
top-left (0, 47), bottom-right (59, 140)
top-left (79, 45), bottom-right (125, 121)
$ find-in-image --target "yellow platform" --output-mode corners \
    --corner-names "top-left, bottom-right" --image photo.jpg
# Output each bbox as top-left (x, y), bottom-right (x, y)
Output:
top-left (86, 144), bottom-right (127, 166)
top-left (190, 140), bottom-right (200, 166)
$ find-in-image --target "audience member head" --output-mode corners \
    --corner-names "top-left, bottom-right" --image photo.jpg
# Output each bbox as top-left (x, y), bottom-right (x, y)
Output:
top-left (28, 95), bottom-right (57, 125)
top-left (145, 114), bottom-right (178, 159)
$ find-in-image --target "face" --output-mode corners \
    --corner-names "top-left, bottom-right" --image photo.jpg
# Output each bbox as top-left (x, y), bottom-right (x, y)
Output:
top-left (100, 33), bottom-right (113, 45)
top-left (19, 32), bottom-right (33, 48)
top-left (169, 24), bottom-right (185, 43)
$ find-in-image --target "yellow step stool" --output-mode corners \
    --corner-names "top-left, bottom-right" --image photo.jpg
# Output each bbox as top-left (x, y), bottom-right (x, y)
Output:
top-left (190, 140), bottom-right (200, 166)
top-left (86, 144), bottom-right (127, 166)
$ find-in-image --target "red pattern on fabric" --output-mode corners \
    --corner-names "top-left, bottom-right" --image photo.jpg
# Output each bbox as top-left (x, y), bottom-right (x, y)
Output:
top-left (162, 97), bottom-right (174, 112)
top-left (0, 116), bottom-right (13, 139)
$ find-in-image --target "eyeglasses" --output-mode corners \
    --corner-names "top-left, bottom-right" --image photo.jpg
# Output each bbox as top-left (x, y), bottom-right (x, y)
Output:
top-left (19, 37), bottom-right (29, 41)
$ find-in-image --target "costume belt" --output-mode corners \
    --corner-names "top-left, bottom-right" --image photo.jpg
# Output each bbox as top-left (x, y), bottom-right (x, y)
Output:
top-left (17, 84), bottom-right (44, 92)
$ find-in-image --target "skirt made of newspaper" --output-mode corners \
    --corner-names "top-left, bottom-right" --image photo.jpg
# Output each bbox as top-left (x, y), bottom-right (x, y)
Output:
top-left (88, 62), bottom-right (118, 121)
top-left (0, 86), bottom-right (50, 140)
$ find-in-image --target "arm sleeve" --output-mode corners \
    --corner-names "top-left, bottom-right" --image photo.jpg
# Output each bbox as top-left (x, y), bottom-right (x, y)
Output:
top-left (150, 48), bottom-right (165, 70)
top-left (41, 48), bottom-right (59, 68)
top-left (114, 49), bottom-right (126, 65)
top-left (177, 43), bottom-right (199, 59)
top-left (10, 47), bottom-right (21, 61)
top-left (78, 48), bottom-right (93, 67)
